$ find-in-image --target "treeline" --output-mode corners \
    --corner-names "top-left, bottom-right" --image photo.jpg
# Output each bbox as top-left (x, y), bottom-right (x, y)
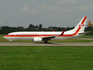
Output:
top-left (0, 24), bottom-right (93, 35)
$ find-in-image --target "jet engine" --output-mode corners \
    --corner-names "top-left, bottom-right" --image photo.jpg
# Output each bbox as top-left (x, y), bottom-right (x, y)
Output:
top-left (33, 37), bottom-right (42, 42)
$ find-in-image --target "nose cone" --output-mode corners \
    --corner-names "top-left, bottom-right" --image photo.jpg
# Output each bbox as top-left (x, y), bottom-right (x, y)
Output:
top-left (4, 35), bottom-right (7, 38)
top-left (4, 35), bottom-right (9, 40)
top-left (4, 35), bottom-right (6, 38)
top-left (4, 35), bottom-right (13, 41)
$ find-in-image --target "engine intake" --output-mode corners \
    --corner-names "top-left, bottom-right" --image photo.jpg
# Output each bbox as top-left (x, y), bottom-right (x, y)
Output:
top-left (33, 37), bottom-right (42, 42)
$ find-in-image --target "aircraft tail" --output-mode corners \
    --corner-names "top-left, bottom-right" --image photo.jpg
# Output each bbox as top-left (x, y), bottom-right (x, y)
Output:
top-left (71, 16), bottom-right (87, 33)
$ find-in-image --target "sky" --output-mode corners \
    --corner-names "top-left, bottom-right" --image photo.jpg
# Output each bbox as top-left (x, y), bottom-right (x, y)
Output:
top-left (0, 0), bottom-right (93, 28)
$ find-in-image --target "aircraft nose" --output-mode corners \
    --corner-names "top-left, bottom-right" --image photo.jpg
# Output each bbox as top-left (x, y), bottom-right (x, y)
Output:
top-left (4, 35), bottom-right (8, 39)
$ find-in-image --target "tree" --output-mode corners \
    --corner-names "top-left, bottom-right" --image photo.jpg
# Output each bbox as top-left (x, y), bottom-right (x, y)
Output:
top-left (39, 24), bottom-right (42, 29)
top-left (28, 24), bottom-right (34, 29)
top-left (1, 26), bottom-right (11, 34)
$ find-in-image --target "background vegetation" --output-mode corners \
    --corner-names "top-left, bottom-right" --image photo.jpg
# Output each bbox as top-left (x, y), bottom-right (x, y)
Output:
top-left (0, 24), bottom-right (92, 35)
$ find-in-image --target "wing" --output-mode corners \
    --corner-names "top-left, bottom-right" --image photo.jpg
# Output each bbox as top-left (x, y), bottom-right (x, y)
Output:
top-left (42, 29), bottom-right (65, 40)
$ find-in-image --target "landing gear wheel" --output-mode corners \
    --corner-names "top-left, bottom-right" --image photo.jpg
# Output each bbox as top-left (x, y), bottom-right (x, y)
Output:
top-left (11, 41), bottom-right (13, 43)
top-left (44, 40), bottom-right (48, 43)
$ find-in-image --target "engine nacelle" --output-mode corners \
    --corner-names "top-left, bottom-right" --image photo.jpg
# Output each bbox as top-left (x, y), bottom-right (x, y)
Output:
top-left (33, 37), bottom-right (42, 42)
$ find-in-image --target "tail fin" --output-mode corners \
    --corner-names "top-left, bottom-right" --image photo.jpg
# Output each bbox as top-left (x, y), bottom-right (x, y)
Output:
top-left (71, 16), bottom-right (87, 33)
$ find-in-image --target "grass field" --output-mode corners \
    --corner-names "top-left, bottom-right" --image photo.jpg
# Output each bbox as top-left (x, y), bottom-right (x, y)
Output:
top-left (79, 35), bottom-right (93, 38)
top-left (0, 46), bottom-right (93, 70)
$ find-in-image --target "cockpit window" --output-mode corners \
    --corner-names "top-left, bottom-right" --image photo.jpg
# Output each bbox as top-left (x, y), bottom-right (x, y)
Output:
top-left (8, 34), bottom-right (11, 35)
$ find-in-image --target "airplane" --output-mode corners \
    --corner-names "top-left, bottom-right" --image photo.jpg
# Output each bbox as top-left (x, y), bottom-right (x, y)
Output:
top-left (4, 16), bottom-right (87, 43)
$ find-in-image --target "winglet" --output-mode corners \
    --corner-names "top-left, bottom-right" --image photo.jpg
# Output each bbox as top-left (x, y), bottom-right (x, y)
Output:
top-left (60, 29), bottom-right (65, 35)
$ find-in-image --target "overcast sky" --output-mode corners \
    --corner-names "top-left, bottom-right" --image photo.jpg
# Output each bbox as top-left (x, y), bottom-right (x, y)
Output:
top-left (0, 0), bottom-right (93, 28)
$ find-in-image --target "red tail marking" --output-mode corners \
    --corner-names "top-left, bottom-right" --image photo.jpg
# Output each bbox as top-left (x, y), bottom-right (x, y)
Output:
top-left (81, 16), bottom-right (87, 24)
top-left (79, 24), bottom-right (85, 27)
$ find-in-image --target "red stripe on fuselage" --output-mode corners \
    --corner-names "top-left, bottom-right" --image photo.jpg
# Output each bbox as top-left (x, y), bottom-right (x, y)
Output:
top-left (4, 35), bottom-right (56, 37)
top-left (4, 27), bottom-right (81, 37)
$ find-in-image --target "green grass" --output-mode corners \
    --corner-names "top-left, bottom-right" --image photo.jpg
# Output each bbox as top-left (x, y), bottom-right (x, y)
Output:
top-left (0, 34), bottom-right (5, 37)
top-left (50, 39), bottom-right (93, 43)
top-left (0, 46), bottom-right (93, 70)
top-left (79, 35), bottom-right (93, 38)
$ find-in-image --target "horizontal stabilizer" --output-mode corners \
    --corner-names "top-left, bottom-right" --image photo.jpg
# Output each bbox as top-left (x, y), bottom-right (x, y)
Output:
top-left (84, 31), bottom-right (91, 34)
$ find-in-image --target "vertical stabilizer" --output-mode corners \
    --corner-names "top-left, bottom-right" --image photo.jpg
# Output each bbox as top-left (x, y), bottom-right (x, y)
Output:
top-left (72, 16), bottom-right (87, 33)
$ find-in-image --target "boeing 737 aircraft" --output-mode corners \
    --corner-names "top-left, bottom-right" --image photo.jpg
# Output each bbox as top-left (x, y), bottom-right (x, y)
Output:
top-left (4, 16), bottom-right (87, 43)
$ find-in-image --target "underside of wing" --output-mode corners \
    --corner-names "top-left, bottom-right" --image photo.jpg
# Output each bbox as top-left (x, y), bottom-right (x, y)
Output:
top-left (42, 36), bottom-right (55, 41)
top-left (42, 29), bottom-right (65, 41)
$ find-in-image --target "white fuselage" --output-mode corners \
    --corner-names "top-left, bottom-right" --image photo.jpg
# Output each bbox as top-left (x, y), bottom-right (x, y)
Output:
top-left (4, 31), bottom-right (80, 41)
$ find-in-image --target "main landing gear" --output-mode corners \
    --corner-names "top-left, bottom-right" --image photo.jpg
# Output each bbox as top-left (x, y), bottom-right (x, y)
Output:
top-left (44, 40), bottom-right (49, 43)
top-left (9, 40), bottom-right (13, 43)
